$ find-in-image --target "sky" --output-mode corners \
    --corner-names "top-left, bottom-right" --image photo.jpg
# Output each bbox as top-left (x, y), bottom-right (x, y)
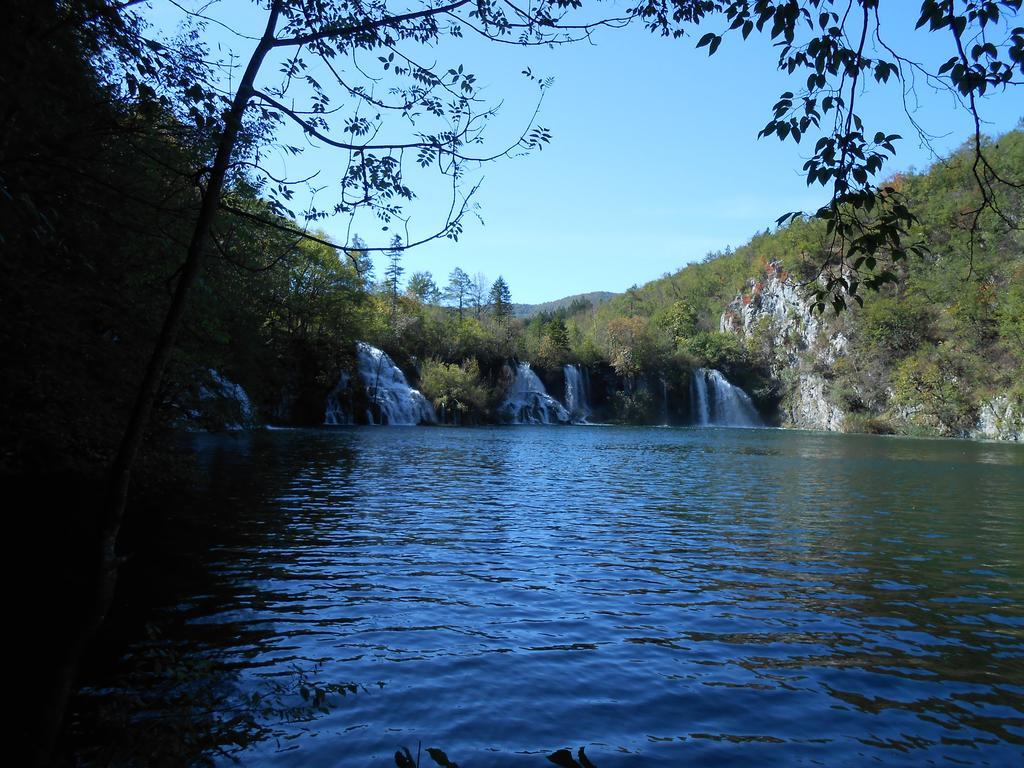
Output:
top-left (141, 1), bottom-right (1023, 304)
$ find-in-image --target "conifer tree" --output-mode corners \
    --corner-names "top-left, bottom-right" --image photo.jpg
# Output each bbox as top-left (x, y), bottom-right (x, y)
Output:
top-left (490, 276), bottom-right (513, 321)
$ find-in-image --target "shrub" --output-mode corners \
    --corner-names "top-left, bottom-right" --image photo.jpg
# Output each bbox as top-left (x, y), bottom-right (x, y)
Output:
top-left (858, 295), bottom-right (933, 358)
top-left (892, 344), bottom-right (978, 435)
top-left (418, 358), bottom-right (489, 423)
top-left (610, 390), bottom-right (655, 424)
top-left (678, 331), bottom-right (745, 371)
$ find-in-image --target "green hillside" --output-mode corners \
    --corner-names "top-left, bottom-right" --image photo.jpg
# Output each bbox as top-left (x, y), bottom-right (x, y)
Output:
top-left (546, 128), bottom-right (1023, 435)
top-left (512, 291), bottom-right (617, 319)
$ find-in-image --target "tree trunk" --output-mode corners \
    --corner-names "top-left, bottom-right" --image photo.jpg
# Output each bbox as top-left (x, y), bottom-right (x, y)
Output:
top-left (32, 5), bottom-right (282, 765)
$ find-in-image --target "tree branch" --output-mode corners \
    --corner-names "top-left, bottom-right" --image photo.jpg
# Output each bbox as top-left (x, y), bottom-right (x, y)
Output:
top-left (271, 1), bottom-right (474, 48)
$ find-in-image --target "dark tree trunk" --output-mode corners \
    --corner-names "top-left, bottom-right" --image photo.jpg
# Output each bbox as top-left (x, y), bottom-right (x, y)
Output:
top-left (32, 5), bottom-right (282, 765)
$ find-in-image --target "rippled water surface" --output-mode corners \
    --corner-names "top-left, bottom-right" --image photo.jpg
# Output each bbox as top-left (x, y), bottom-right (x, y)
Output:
top-left (102, 427), bottom-right (1024, 765)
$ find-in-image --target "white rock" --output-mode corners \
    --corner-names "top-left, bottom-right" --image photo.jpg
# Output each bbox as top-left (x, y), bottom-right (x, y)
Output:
top-left (972, 394), bottom-right (1024, 442)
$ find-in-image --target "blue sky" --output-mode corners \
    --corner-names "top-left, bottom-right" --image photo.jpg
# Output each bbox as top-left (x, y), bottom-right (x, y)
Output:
top-left (143, 2), bottom-right (1022, 304)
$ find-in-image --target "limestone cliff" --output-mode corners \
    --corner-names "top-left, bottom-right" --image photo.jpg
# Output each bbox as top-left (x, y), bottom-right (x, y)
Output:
top-left (972, 395), bottom-right (1024, 442)
top-left (720, 262), bottom-right (847, 431)
top-left (720, 263), bottom-right (1022, 441)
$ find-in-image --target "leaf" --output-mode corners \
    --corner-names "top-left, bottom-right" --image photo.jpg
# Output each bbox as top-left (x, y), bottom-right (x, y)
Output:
top-left (548, 749), bottom-right (582, 767)
top-left (915, 1), bottom-right (935, 29)
top-left (427, 748), bottom-right (459, 767)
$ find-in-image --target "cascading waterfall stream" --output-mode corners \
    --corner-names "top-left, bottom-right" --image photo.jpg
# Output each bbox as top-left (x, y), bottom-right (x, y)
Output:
top-left (196, 369), bottom-right (254, 429)
top-left (324, 353), bottom-right (761, 428)
top-left (690, 367), bottom-right (762, 427)
top-left (324, 372), bottom-right (352, 425)
top-left (501, 362), bottom-right (571, 424)
top-left (324, 343), bottom-right (436, 425)
top-left (357, 343), bottom-right (436, 425)
top-left (660, 377), bottom-right (669, 426)
top-left (563, 364), bottom-right (591, 423)
top-left (691, 369), bottom-right (710, 427)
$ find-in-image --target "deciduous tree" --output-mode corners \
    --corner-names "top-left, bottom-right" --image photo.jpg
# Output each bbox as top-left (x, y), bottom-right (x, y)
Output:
top-left (445, 267), bottom-right (473, 320)
top-left (407, 270), bottom-right (440, 303)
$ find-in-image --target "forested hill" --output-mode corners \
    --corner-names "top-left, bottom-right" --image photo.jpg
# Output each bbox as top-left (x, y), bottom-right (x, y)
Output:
top-left (555, 128), bottom-right (1023, 438)
top-left (3, 22), bottom-right (1019, 490)
top-left (512, 291), bottom-right (617, 318)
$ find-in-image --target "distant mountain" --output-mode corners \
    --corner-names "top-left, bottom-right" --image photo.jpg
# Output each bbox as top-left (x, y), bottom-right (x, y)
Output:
top-left (512, 291), bottom-right (617, 319)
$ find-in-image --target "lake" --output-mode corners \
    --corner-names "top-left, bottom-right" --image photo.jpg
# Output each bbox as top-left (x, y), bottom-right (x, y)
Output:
top-left (79, 426), bottom-right (1024, 766)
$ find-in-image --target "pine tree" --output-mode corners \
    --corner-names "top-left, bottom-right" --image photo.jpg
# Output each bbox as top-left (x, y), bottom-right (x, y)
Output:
top-left (348, 234), bottom-right (374, 291)
top-left (384, 235), bottom-right (404, 320)
top-left (489, 276), bottom-right (512, 321)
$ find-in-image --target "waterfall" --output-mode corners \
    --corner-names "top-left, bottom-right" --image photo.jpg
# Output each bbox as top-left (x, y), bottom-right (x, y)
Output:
top-left (326, 342), bottom-right (435, 425)
top-left (198, 369), bottom-right (254, 429)
top-left (324, 372), bottom-right (353, 425)
top-left (357, 342), bottom-right (436, 425)
top-left (690, 368), bottom-right (762, 427)
top-left (661, 377), bottom-right (669, 426)
top-left (501, 362), bottom-right (570, 424)
top-left (691, 369), bottom-right (710, 426)
top-left (563, 364), bottom-right (591, 423)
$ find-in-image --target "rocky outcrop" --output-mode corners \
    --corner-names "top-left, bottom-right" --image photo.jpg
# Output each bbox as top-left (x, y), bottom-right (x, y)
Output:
top-left (721, 263), bottom-right (847, 431)
top-left (724, 265), bottom-right (815, 362)
top-left (722, 264), bottom-right (852, 368)
top-left (178, 369), bottom-right (256, 430)
top-left (785, 373), bottom-right (845, 432)
top-left (720, 262), bottom-right (1022, 442)
top-left (971, 394), bottom-right (1024, 442)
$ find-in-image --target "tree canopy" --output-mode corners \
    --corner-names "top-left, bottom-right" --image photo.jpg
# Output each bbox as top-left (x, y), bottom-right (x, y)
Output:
top-left (4, 3), bottom-right (1023, 762)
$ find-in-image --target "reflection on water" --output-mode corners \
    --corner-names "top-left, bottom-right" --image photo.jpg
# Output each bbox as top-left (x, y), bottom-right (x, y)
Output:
top-left (81, 428), bottom-right (1024, 766)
